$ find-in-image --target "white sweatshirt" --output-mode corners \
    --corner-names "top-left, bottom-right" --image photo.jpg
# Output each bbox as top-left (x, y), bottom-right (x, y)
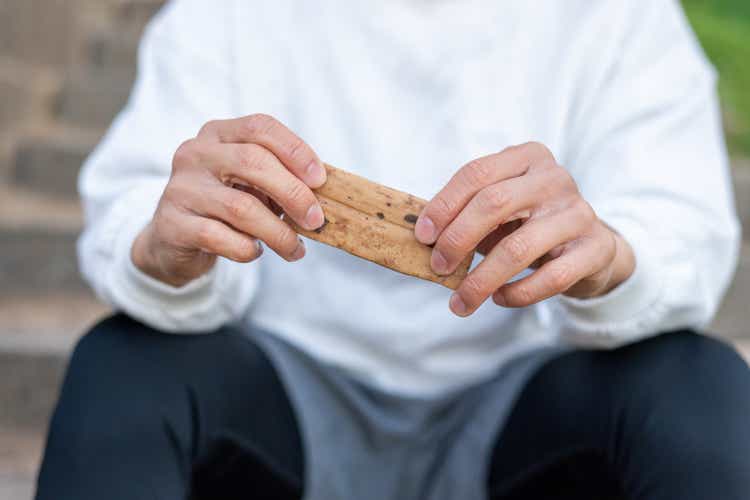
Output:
top-left (78, 0), bottom-right (740, 396)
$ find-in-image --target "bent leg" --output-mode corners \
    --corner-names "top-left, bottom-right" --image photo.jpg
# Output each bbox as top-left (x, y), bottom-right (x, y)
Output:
top-left (488, 331), bottom-right (750, 500)
top-left (36, 314), bottom-right (304, 500)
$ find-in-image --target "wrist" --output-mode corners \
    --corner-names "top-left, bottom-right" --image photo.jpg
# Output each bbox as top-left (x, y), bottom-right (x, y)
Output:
top-left (599, 228), bottom-right (636, 296)
top-left (131, 223), bottom-right (180, 287)
top-left (131, 223), bottom-right (159, 277)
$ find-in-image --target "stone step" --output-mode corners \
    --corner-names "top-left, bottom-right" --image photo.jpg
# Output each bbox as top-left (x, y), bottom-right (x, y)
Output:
top-left (115, 0), bottom-right (166, 31)
top-left (0, 427), bottom-right (42, 500)
top-left (84, 0), bottom-right (165, 72)
top-left (0, 60), bottom-right (58, 131)
top-left (10, 127), bottom-right (99, 200)
top-left (87, 28), bottom-right (141, 73)
top-left (0, 351), bottom-right (67, 435)
top-left (0, 294), bottom-right (109, 430)
top-left (0, 1), bottom-right (77, 69)
top-left (0, 293), bottom-right (107, 494)
top-left (74, 0), bottom-right (163, 73)
top-left (0, 185), bottom-right (86, 296)
top-left (55, 67), bottom-right (134, 130)
top-left (711, 242), bottom-right (750, 339)
top-left (0, 476), bottom-right (34, 500)
top-left (0, 185), bottom-right (82, 232)
top-left (0, 226), bottom-right (85, 296)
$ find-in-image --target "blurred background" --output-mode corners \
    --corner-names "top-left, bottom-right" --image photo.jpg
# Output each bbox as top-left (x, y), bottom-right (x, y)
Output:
top-left (0, 0), bottom-right (747, 498)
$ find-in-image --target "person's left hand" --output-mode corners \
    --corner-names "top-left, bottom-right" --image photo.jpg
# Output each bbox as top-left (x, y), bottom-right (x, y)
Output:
top-left (414, 142), bottom-right (636, 317)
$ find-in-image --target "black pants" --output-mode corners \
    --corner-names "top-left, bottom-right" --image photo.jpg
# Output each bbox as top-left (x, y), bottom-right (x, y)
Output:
top-left (36, 315), bottom-right (750, 500)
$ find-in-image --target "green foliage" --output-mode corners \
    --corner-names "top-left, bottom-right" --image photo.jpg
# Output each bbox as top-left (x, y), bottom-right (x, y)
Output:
top-left (682, 0), bottom-right (750, 156)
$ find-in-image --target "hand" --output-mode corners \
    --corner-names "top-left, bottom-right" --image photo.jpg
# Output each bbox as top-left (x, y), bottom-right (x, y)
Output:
top-left (415, 142), bottom-right (635, 316)
top-left (132, 114), bottom-right (327, 287)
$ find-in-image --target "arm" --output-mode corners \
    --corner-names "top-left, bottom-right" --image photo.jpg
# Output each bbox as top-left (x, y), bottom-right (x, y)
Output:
top-left (556, 0), bottom-right (740, 346)
top-left (78, 1), bottom-right (326, 332)
top-left (414, 0), bottom-right (740, 347)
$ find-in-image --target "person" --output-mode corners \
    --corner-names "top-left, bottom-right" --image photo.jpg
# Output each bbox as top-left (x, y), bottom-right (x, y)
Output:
top-left (36, 1), bottom-right (749, 499)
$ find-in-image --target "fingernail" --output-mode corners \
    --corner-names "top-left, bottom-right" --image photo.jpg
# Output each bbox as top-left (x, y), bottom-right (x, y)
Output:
top-left (450, 293), bottom-right (468, 316)
top-left (415, 215), bottom-right (437, 244)
top-left (493, 291), bottom-right (507, 307)
top-left (431, 250), bottom-right (449, 275)
top-left (304, 161), bottom-right (326, 188)
top-left (290, 238), bottom-right (306, 261)
top-left (305, 204), bottom-right (325, 229)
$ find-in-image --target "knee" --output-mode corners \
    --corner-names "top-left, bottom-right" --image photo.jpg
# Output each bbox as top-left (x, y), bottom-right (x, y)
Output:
top-left (617, 332), bottom-right (750, 470)
top-left (614, 331), bottom-right (750, 401)
top-left (62, 313), bottom-right (220, 411)
top-left (66, 314), bottom-right (153, 381)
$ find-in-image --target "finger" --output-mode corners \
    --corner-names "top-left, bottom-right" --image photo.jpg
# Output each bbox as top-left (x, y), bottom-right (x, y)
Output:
top-left (230, 183), bottom-right (284, 216)
top-left (415, 142), bottom-right (552, 245)
top-left (431, 172), bottom-right (548, 275)
top-left (181, 215), bottom-right (264, 263)
top-left (199, 141), bottom-right (325, 231)
top-left (193, 184), bottom-right (307, 262)
top-left (450, 206), bottom-right (593, 316)
top-left (198, 114), bottom-right (326, 188)
top-left (493, 236), bottom-right (613, 307)
top-left (476, 220), bottom-right (524, 256)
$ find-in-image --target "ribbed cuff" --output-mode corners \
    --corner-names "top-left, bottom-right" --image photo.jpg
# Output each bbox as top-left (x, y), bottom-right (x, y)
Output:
top-left (556, 216), bottom-right (664, 341)
top-left (104, 184), bottom-right (223, 333)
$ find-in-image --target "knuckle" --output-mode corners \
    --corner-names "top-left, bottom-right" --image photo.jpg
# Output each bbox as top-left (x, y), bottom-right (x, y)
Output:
top-left (551, 164), bottom-right (574, 186)
top-left (244, 113), bottom-right (277, 138)
top-left (575, 199), bottom-right (596, 226)
top-left (499, 144), bottom-right (517, 155)
top-left (521, 141), bottom-right (553, 159)
top-left (503, 143), bottom-right (527, 158)
top-left (500, 233), bottom-right (530, 266)
top-left (286, 136), bottom-right (311, 164)
top-left (461, 274), bottom-right (487, 303)
top-left (508, 284), bottom-right (534, 306)
top-left (236, 144), bottom-right (267, 172)
top-left (172, 139), bottom-right (198, 169)
top-left (284, 180), bottom-right (311, 206)
top-left (440, 227), bottom-right (465, 254)
top-left (461, 159), bottom-right (493, 187)
top-left (548, 263), bottom-right (574, 291)
top-left (430, 195), bottom-right (456, 221)
top-left (163, 178), bottom-right (189, 206)
top-left (198, 120), bottom-right (220, 137)
top-left (477, 184), bottom-right (509, 212)
top-left (537, 158), bottom-right (560, 176)
top-left (273, 225), bottom-right (298, 253)
top-left (224, 195), bottom-right (252, 220)
top-left (195, 222), bottom-right (218, 249)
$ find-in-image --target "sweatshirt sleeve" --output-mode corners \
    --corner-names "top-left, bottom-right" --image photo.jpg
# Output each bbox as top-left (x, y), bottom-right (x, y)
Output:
top-left (552, 0), bottom-right (742, 347)
top-left (77, 0), bottom-right (260, 333)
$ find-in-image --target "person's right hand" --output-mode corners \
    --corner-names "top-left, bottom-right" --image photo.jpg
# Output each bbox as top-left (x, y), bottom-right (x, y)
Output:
top-left (131, 114), bottom-right (327, 287)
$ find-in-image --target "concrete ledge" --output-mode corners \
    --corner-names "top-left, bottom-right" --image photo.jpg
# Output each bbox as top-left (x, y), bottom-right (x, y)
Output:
top-left (55, 68), bottom-right (134, 130)
top-left (11, 128), bottom-right (99, 200)
top-left (0, 226), bottom-right (85, 295)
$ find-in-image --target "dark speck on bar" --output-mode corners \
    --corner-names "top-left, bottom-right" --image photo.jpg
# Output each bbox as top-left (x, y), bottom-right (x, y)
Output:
top-left (404, 214), bottom-right (418, 224)
top-left (376, 212), bottom-right (385, 219)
